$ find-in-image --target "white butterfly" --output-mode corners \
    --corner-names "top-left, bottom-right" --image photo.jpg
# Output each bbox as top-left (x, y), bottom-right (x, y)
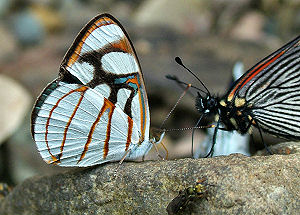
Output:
top-left (31, 14), bottom-right (164, 167)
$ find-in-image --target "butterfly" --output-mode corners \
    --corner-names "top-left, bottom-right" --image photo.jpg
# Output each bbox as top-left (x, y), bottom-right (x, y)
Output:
top-left (31, 13), bottom-right (164, 167)
top-left (170, 35), bottom-right (300, 157)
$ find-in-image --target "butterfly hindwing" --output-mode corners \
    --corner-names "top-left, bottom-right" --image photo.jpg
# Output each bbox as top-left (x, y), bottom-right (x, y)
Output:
top-left (31, 14), bottom-right (151, 166)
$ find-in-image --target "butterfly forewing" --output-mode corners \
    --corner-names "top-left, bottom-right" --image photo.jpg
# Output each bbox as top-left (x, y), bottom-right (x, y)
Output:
top-left (226, 36), bottom-right (300, 139)
top-left (61, 14), bottom-right (150, 142)
top-left (31, 14), bottom-right (151, 166)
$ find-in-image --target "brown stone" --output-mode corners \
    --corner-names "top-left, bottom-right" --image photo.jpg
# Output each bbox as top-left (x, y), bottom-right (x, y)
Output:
top-left (0, 150), bottom-right (299, 214)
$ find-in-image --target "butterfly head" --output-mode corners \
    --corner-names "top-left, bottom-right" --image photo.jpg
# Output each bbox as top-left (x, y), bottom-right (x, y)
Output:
top-left (195, 92), bottom-right (218, 115)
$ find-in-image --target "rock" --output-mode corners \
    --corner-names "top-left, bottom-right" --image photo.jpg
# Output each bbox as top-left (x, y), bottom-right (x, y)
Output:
top-left (255, 141), bottom-right (300, 156)
top-left (0, 0), bottom-right (9, 17)
top-left (11, 9), bottom-right (45, 46)
top-left (30, 4), bottom-right (65, 33)
top-left (209, 0), bottom-right (252, 34)
top-left (0, 74), bottom-right (31, 144)
top-left (58, 0), bottom-right (109, 31)
top-left (0, 153), bottom-right (299, 214)
top-left (134, 0), bottom-right (212, 35)
top-left (0, 24), bottom-right (17, 63)
top-left (230, 11), bottom-right (266, 42)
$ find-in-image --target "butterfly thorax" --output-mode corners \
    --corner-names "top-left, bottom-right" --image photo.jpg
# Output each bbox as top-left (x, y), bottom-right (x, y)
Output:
top-left (218, 97), bottom-right (254, 134)
top-left (195, 94), bottom-right (254, 134)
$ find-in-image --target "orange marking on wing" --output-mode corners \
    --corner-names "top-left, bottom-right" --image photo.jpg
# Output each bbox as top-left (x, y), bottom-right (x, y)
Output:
top-left (45, 86), bottom-right (88, 163)
top-left (67, 17), bottom-right (115, 67)
top-left (103, 103), bottom-right (115, 159)
top-left (125, 116), bottom-right (133, 151)
top-left (228, 50), bottom-right (285, 101)
top-left (126, 76), bottom-right (146, 143)
top-left (112, 38), bottom-right (133, 54)
top-left (138, 89), bottom-right (146, 143)
top-left (77, 98), bottom-right (115, 163)
top-left (126, 76), bottom-right (140, 86)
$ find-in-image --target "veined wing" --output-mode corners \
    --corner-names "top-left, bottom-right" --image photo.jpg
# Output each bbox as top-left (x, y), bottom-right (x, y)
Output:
top-left (32, 82), bottom-right (143, 166)
top-left (227, 36), bottom-right (300, 139)
top-left (31, 14), bottom-right (152, 166)
top-left (59, 13), bottom-right (150, 144)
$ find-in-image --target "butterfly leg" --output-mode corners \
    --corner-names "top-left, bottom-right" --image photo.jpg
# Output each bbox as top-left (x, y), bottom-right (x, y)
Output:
top-left (192, 115), bottom-right (204, 158)
top-left (113, 149), bottom-right (131, 178)
top-left (256, 122), bottom-right (273, 155)
top-left (152, 143), bottom-right (165, 160)
top-left (204, 119), bottom-right (221, 158)
top-left (160, 141), bottom-right (169, 160)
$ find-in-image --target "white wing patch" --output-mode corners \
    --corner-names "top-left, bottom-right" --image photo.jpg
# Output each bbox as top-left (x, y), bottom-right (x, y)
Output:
top-left (102, 52), bottom-right (139, 75)
top-left (116, 88), bottom-right (131, 112)
top-left (80, 24), bottom-right (124, 54)
top-left (94, 84), bottom-right (111, 99)
top-left (68, 61), bottom-right (95, 84)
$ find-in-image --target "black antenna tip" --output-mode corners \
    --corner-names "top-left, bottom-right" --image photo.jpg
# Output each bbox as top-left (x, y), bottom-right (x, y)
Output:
top-left (175, 56), bottom-right (183, 65)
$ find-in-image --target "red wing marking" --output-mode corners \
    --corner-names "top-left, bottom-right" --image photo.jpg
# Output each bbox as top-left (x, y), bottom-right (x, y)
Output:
top-left (77, 98), bottom-right (115, 163)
top-left (67, 17), bottom-right (114, 67)
top-left (228, 50), bottom-right (285, 101)
top-left (45, 86), bottom-right (88, 163)
top-left (125, 116), bottom-right (133, 151)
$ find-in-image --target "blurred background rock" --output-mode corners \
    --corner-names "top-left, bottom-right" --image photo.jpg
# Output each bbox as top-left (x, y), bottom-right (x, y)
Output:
top-left (0, 0), bottom-right (299, 185)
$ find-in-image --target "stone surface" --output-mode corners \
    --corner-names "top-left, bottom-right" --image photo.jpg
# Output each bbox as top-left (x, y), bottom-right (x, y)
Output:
top-left (11, 10), bottom-right (45, 46)
top-left (0, 151), bottom-right (299, 214)
top-left (0, 75), bottom-right (31, 144)
top-left (134, 0), bottom-right (211, 35)
top-left (0, 24), bottom-right (17, 63)
top-left (256, 141), bottom-right (300, 156)
top-left (230, 11), bottom-right (266, 41)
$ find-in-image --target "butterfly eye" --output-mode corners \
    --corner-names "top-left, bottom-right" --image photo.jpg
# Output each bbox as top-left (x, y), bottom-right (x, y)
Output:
top-left (207, 98), bottom-right (215, 107)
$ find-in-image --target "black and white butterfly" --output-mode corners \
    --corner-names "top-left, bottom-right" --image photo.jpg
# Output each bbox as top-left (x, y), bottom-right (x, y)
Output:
top-left (170, 35), bottom-right (300, 156)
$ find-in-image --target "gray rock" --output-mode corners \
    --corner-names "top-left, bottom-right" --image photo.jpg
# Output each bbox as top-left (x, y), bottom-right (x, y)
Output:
top-left (0, 74), bottom-right (31, 145)
top-left (134, 0), bottom-right (212, 35)
top-left (256, 141), bottom-right (300, 156)
top-left (0, 0), bottom-right (9, 17)
top-left (0, 24), bottom-right (17, 63)
top-left (230, 11), bottom-right (266, 42)
top-left (11, 10), bottom-right (45, 46)
top-left (0, 152), bottom-right (299, 214)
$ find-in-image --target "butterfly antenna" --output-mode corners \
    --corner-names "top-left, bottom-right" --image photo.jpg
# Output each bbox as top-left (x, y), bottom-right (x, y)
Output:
top-left (175, 57), bottom-right (211, 97)
top-left (159, 84), bottom-right (192, 129)
top-left (162, 124), bottom-right (214, 132)
top-left (166, 75), bottom-right (207, 94)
